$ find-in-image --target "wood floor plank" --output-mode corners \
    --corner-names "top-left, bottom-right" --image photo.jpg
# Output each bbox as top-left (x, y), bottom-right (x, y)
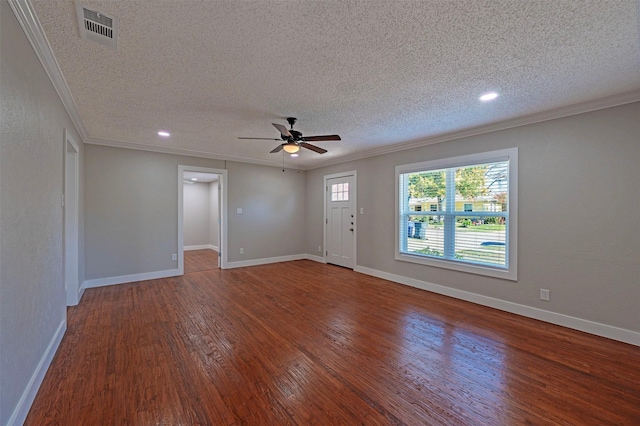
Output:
top-left (184, 249), bottom-right (218, 274)
top-left (24, 257), bottom-right (640, 425)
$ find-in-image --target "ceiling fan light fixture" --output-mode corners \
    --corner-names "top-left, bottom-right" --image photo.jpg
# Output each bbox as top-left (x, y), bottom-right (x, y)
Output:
top-left (283, 143), bottom-right (300, 154)
top-left (239, 118), bottom-right (339, 155)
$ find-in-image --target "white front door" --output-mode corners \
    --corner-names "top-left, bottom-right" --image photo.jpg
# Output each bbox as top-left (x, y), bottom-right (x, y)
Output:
top-left (326, 175), bottom-right (355, 268)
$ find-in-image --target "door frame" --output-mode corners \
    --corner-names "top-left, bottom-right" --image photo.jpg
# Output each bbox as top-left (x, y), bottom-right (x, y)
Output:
top-left (323, 170), bottom-right (357, 267)
top-left (64, 129), bottom-right (81, 305)
top-left (178, 165), bottom-right (228, 271)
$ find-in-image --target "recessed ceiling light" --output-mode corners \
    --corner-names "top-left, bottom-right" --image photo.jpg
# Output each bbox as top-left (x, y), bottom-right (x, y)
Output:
top-left (479, 92), bottom-right (499, 102)
top-left (191, 178), bottom-right (197, 181)
top-left (158, 130), bottom-right (171, 137)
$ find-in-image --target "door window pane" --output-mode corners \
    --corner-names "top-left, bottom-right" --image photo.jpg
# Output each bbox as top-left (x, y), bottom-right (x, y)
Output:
top-left (331, 182), bottom-right (349, 201)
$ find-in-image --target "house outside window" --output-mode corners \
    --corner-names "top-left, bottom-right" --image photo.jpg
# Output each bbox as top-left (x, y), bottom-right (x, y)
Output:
top-left (395, 148), bottom-right (518, 280)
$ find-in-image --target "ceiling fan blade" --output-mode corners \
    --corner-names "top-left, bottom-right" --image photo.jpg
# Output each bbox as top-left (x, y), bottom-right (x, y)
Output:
top-left (238, 137), bottom-right (281, 140)
top-left (270, 144), bottom-right (284, 153)
top-left (301, 142), bottom-right (327, 154)
top-left (272, 123), bottom-right (291, 138)
top-left (302, 135), bottom-right (341, 142)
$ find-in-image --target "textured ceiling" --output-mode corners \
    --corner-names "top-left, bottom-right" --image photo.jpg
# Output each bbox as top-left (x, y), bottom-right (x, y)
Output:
top-left (30, 0), bottom-right (640, 169)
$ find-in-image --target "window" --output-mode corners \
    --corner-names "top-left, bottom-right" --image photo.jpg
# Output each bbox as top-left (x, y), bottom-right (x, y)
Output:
top-left (331, 183), bottom-right (349, 201)
top-left (396, 148), bottom-right (517, 280)
top-left (414, 205), bottom-right (422, 211)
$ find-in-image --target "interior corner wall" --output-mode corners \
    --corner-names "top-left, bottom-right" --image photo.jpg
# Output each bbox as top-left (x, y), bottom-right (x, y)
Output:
top-left (306, 102), bottom-right (640, 334)
top-left (0, 2), bottom-right (84, 424)
top-left (226, 161), bottom-right (306, 262)
top-left (183, 182), bottom-right (211, 247)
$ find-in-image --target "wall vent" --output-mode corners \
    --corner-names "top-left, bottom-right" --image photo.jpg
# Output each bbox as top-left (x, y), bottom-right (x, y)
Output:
top-left (75, 3), bottom-right (119, 49)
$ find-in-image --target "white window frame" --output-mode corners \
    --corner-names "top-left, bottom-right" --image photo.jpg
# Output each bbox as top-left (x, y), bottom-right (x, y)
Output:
top-left (395, 148), bottom-right (518, 281)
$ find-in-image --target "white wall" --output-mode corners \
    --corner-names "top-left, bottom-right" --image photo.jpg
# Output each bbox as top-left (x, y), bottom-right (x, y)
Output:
top-left (306, 102), bottom-right (640, 337)
top-left (0, 2), bottom-right (84, 424)
top-left (183, 182), bottom-right (211, 247)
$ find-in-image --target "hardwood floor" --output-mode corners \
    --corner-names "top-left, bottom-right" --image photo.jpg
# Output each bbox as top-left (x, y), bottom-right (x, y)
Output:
top-left (184, 249), bottom-right (218, 274)
top-left (26, 256), bottom-right (640, 425)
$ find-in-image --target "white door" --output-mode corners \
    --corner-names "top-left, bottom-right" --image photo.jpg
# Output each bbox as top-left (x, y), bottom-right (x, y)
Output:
top-left (64, 136), bottom-right (80, 306)
top-left (326, 175), bottom-right (355, 268)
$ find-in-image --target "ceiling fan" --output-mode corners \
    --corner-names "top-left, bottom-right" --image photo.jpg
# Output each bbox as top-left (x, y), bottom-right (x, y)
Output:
top-left (238, 117), bottom-right (341, 154)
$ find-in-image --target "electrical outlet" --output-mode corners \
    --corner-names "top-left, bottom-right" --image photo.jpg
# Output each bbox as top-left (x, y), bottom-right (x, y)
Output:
top-left (171, 253), bottom-right (177, 261)
top-left (318, 245), bottom-right (322, 252)
top-left (239, 248), bottom-right (244, 255)
top-left (236, 208), bottom-right (243, 215)
top-left (540, 289), bottom-right (550, 301)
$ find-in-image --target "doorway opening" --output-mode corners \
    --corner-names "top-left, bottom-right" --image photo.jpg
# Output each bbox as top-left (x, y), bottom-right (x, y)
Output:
top-left (324, 171), bottom-right (357, 269)
top-left (178, 165), bottom-right (227, 273)
top-left (64, 130), bottom-right (81, 305)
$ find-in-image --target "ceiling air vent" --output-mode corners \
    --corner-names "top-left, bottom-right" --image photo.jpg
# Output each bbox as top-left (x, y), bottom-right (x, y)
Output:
top-left (75, 3), bottom-right (119, 49)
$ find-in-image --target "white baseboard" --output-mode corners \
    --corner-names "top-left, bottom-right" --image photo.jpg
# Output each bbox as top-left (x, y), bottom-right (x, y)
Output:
top-left (305, 253), bottom-right (326, 263)
top-left (354, 265), bottom-right (640, 346)
top-left (66, 285), bottom-right (86, 307)
top-left (184, 244), bottom-right (217, 251)
top-left (83, 268), bottom-right (181, 289)
top-left (226, 254), bottom-right (306, 269)
top-left (77, 257), bottom-right (639, 346)
top-left (66, 289), bottom-right (77, 306)
top-left (8, 319), bottom-right (66, 426)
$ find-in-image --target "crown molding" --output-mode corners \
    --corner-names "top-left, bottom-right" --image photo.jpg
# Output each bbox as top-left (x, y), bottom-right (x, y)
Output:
top-left (8, 0), bottom-right (89, 142)
top-left (308, 89), bottom-right (640, 170)
top-left (86, 137), bottom-right (297, 169)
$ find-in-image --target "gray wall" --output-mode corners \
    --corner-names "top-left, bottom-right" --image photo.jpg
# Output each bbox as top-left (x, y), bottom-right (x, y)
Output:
top-left (84, 145), bottom-right (225, 280)
top-left (0, 2), bottom-right (84, 424)
top-left (183, 182), bottom-right (211, 247)
top-left (227, 161), bottom-right (306, 262)
top-left (84, 148), bottom-right (307, 278)
top-left (306, 102), bottom-right (640, 333)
